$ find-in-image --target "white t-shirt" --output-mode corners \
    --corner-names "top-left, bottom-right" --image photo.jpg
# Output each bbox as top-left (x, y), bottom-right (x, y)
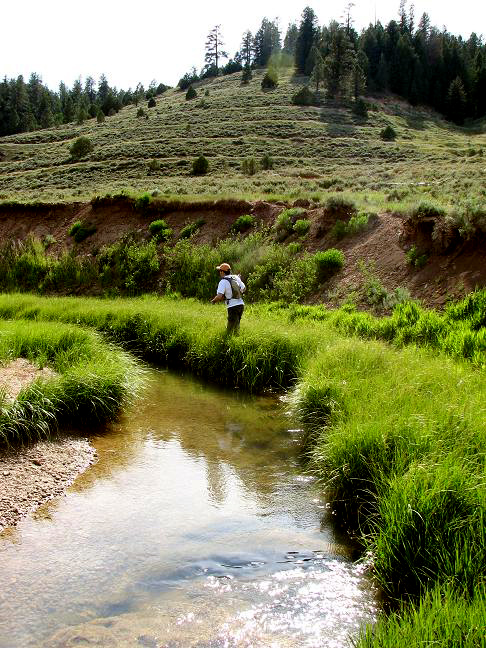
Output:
top-left (217, 274), bottom-right (246, 309)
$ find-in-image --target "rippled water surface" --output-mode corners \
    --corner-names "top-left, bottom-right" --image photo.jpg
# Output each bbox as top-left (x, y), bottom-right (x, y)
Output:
top-left (0, 369), bottom-right (378, 647)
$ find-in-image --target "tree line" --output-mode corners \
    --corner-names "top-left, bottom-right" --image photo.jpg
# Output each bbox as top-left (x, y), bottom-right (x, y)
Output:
top-left (0, 74), bottom-right (169, 137)
top-left (180, 2), bottom-right (486, 124)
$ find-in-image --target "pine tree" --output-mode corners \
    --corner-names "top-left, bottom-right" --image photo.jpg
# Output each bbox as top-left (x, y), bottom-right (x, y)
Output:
top-left (446, 76), bottom-right (467, 124)
top-left (310, 47), bottom-right (325, 92)
top-left (253, 18), bottom-right (281, 67)
top-left (205, 25), bottom-right (227, 74)
top-left (323, 27), bottom-right (355, 100)
top-left (283, 23), bottom-right (298, 56)
top-left (240, 30), bottom-right (254, 68)
top-left (295, 7), bottom-right (318, 74)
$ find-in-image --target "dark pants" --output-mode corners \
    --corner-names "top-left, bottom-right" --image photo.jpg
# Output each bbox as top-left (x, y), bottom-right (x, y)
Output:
top-left (227, 304), bottom-right (244, 335)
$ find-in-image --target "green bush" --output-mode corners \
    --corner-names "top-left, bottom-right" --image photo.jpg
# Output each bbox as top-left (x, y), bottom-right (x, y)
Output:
top-left (134, 193), bottom-right (151, 211)
top-left (68, 221), bottom-right (97, 243)
top-left (136, 107), bottom-right (146, 118)
top-left (69, 136), bottom-right (93, 161)
top-left (314, 249), bottom-right (345, 280)
top-left (96, 110), bottom-right (105, 124)
top-left (331, 211), bottom-right (376, 239)
top-left (273, 207), bottom-right (304, 240)
top-left (261, 67), bottom-right (278, 90)
top-left (230, 214), bottom-right (255, 233)
top-left (147, 97), bottom-right (156, 108)
top-left (179, 218), bottom-right (205, 239)
top-left (149, 219), bottom-right (172, 242)
top-left (261, 153), bottom-right (274, 170)
top-left (410, 201), bottom-right (447, 219)
top-left (381, 125), bottom-right (397, 141)
top-left (192, 155), bottom-right (209, 175)
top-left (324, 195), bottom-right (358, 216)
top-left (148, 159), bottom-right (161, 172)
top-left (241, 157), bottom-right (257, 175)
top-left (241, 65), bottom-right (252, 84)
top-left (406, 245), bottom-right (428, 268)
top-left (292, 86), bottom-right (318, 106)
top-left (353, 98), bottom-right (368, 118)
top-left (98, 238), bottom-right (160, 295)
top-left (186, 85), bottom-right (197, 100)
top-left (293, 219), bottom-right (311, 236)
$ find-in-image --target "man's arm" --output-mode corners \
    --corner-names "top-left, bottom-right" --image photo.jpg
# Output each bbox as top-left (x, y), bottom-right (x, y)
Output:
top-left (211, 293), bottom-right (225, 303)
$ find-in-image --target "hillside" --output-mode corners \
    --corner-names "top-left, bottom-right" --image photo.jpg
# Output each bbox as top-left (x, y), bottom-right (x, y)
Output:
top-left (0, 68), bottom-right (485, 307)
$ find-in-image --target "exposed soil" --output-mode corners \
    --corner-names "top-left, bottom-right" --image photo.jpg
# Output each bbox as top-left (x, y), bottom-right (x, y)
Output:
top-left (0, 358), bottom-right (95, 533)
top-left (0, 198), bottom-right (484, 309)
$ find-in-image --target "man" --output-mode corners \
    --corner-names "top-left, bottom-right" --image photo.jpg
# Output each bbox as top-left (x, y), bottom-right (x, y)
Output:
top-left (210, 262), bottom-right (245, 335)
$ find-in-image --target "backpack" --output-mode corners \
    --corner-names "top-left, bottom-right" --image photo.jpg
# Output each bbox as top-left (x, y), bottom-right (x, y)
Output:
top-left (223, 275), bottom-right (243, 301)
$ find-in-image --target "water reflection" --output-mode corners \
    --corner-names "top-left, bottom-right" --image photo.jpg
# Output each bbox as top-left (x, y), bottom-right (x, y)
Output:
top-left (0, 369), bottom-right (377, 647)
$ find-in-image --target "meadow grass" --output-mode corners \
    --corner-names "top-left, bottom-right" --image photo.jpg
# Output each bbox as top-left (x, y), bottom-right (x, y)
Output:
top-left (0, 292), bottom-right (483, 643)
top-left (0, 318), bottom-right (141, 444)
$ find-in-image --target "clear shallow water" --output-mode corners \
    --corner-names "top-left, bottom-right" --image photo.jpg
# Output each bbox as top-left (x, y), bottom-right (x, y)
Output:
top-left (0, 369), bottom-right (378, 647)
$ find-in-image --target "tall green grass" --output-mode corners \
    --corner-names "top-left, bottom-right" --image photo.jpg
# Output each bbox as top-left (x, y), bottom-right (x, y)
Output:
top-left (0, 318), bottom-right (141, 444)
top-left (0, 292), bottom-right (483, 644)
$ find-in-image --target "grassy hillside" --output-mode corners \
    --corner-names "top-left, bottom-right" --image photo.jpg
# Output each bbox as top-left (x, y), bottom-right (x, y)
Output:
top-left (0, 68), bottom-right (485, 207)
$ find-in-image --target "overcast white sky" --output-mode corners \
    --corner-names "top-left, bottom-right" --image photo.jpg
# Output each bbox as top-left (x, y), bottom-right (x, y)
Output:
top-left (2, 1), bottom-right (485, 91)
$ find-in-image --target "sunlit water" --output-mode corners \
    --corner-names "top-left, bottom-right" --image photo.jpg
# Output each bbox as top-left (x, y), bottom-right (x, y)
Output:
top-left (0, 369), bottom-right (378, 647)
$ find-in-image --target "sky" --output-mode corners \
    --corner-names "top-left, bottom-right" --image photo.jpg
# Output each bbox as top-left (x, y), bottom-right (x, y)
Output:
top-left (2, 1), bottom-right (485, 91)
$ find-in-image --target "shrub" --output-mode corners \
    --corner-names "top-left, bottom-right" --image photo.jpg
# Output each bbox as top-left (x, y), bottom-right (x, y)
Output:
top-left (241, 157), bottom-right (257, 175)
top-left (192, 155), bottom-right (209, 175)
top-left (241, 65), bottom-right (252, 84)
top-left (406, 245), bottom-right (428, 269)
top-left (147, 97), bottom-right (156, 108)
top-left (179, 218), bottom-right (205, 239)
top-left (410, 202), bottom-right (447, 219)
top-left (69, 136), bottom-right (93, 161)
top-left (99, 238), bottom-right (160, 295)
top-left (447, 202), bottom-right (486, 240)
top-left (293, 219), bottom-right (311, 236)
top-left (292, 86), bottom-right (318, 106)
top-left (149, 219), bottom-right (172, 242)
top-left (205, 89), bottom-right (210, 97)
top-left (96, 110), bottom-right (105, 124)
top-left (261, 153), bottom-right (274, 170)
top-left (331, 211), bottom-right (376, 239)
top-left (134, 193), bottom-right (151, 211)
top-left (261, 68), bottom-right (278, 90)
top-left (381, 125), bottom-right (397, 141)
top-left (136, 107), bottom-right (145, 118)
top-left (148, 159), bottom-right (161, 172)
top-left (186, 85), bottom-right (197, 100)
top-left (230, 214), bottom-right (255, 234)
top-left (324, 195), bottom-right (358, 217)
top-left (68, 221), bottom-right (97, 243)
top-left (274, 207), bottom-right (305, 240)
top-left (314, 249), bottom-right (345, 280)
top-left (353, 98), bottom-right (368, 118)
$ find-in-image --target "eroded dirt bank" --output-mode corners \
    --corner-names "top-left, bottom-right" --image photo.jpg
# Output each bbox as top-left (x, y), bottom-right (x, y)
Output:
top-left (0, 197), bottom-right (485, 308)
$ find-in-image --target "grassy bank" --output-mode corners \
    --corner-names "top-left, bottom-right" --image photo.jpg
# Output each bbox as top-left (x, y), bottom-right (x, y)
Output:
top-left (0, 318), bottom-right (141, 444)
top-left (0, 292), bottom-right (483, 644)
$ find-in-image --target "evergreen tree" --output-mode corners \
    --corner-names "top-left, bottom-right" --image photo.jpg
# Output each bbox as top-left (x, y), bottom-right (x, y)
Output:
top-left (253, 18), bottom-right (280, 67)
top-left (446, 76), bottom-right (467, 124)
top-left (295, 7), bottom-right (318, 74)
top-left (240, 30), bottom-right (254, 68)
top-left (283, 23), bottom-right (298, 56)
top-left (310, 47), bottom-right (325, 92)
top-left (205, 25), bottom-right (227, 74)
top-left (323, 26), bottom-right (355, 100)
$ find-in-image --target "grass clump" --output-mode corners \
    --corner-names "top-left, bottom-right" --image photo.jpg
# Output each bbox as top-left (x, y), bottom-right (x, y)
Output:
top-left (324, 195), bottom-right (358, 218)
top-left (331, 211), bottom-right (376, 239)
top-left (293, 218), bottom-right (311, 236)
top-left (98, 237), bottom-right (159, 295)
top-left (0, 318), bottom-right (141, 445)
top-left (230, 214), bottom-right (255, 233)
top-left (149, 219), bottom-right (172, 242)
top-left (314, 249), bottom-right (344, 280)
top-left (68, 221), bottom-right (97, 243)
top-left (405, 244), bottom-right (428, 268)
top-left (179, 218), bottom-right (205, 239)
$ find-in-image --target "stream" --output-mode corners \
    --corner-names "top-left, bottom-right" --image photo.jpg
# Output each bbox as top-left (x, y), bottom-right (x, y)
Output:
top-left (0, 369), bottom-right (378, 647)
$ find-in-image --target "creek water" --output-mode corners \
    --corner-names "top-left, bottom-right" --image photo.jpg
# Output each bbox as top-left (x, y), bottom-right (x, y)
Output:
top-left (0, 369), bottom-right (378, 648)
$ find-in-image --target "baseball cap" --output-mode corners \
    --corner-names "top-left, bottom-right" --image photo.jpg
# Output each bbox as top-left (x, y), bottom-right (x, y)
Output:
top-left (216, 263), bottom-right (231, 271)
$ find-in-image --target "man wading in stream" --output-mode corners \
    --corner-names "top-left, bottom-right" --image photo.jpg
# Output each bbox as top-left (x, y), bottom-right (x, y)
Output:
top-left (210, 263), bottom-right (246, 335)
